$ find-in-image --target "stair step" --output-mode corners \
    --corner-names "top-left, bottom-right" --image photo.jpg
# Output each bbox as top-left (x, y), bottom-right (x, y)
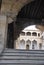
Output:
top-left (3, 52), bottom-right (44, 56)
top-left (1, 56), bottom-right (44, 60)
top-left (2, 53), bottom-right (44, 57)
top-left (4, 51), bottom-right (44, 54)
top-left (0, 60), bottom-right (44, 64)
top-left (4, 49), bottom-right (44, 53)
top-left (0, 49), bottom-right (44, 64)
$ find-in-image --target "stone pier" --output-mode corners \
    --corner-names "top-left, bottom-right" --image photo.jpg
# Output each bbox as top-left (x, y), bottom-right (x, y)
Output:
top-left (0, 14), bottom-right (7, 53)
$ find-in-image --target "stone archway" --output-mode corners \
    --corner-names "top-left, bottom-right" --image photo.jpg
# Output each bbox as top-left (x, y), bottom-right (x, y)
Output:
top-left (14, 0), bottom-right (44, 40)
top-left (13, 0), bottom-right (44, 49)
top-left (2, 0), bottom-right (44, 49)
top-left (0, 0), bottom-right (44, 54)
top-left (1, 0), bottom-right (34, 22)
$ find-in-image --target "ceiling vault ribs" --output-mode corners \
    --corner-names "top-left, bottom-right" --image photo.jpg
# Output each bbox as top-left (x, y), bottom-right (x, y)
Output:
top-left (32, 0), bottom-right (38, 17)
top-left (28, 3), bottom-right (32, 18)
top-left (26, 4), bottom-right (31, 18)
top-left (16, 0), bottom-right (44, 26)
top-left (34, 0), bottom-right (41, 17)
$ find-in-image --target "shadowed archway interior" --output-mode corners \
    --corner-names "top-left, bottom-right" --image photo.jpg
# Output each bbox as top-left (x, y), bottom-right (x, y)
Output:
top-left (14, 0), bottom-right (44, 40)
top-left (7, 0), bottom-right (44, 48)
top-left (17, 0), bottom-right (44, 19)
top-left (7, 22), bottom-right (14, 48)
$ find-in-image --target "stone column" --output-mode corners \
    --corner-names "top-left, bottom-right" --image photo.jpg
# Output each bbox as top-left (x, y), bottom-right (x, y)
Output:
top-left (0, 14), bottom-right (7, 53)
top-left (42, 32), bottom-right (44, 50)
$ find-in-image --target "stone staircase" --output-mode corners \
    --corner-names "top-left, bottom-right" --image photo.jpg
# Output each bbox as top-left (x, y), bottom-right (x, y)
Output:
top-left (0, 49), bottom-right (44, 65)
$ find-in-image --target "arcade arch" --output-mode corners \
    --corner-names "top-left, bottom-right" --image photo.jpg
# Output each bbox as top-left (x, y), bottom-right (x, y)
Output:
top-left (6, 0), bottom-right (44, 49)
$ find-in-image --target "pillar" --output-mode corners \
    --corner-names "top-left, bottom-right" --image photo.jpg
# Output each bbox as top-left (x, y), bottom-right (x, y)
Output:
top-left (41, 32), bottom-right (44, 50)
top-left (0, 14), bottom-right (7, 53)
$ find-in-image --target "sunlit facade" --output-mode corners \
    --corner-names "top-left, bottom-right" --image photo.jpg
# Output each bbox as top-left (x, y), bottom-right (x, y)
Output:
top-left (15, 25), bottom-right (43, 50)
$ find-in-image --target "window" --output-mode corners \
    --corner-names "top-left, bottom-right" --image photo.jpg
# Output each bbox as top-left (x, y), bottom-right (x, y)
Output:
top-left (26, 40), bottom-right (31, 44)
top-left (38, 33), bottom-right (40, 37)
top-left (19, 39), bottom-right (25, 49)
top-left (32, 40), bottom-right (37, 50)
top-left (32, 32), bottom-right (37, 36)
top-left (26, 40), bottom-right (31, 49)
top-left (21, 32), bottom-right (25, 35)
top-left (32, 44), bottom-right (34, 49)
top-left (26, 32), bottom-right (31, 36)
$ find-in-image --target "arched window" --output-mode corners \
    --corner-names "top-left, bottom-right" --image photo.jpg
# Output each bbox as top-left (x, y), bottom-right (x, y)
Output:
top-left (26, 40), bottom-right (31, 44)
top-left (38, 33), bottom-right (40, 37)
top-left (32, 32), bottom-right (37, 36)
top-left (21, 32), bottom-right (25, 36)
top-left (39, 43), bottom-right (42, 50)
top-left (26, 44), bottom-right (29, 50)
top-left (19, 39), bottom-right (25, 49)
top-left (32, 40), bottom-right (37, 50)
top-left (26, 32), bottom-right (31, 36)
top-left (26, 40), bottom-right (31, 49)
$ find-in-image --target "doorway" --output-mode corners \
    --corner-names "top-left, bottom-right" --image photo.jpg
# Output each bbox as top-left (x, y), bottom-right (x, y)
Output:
top-left (7, 22), bottom-right (14, 48)
top-left (26, 44), bottom-right (29, 50)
